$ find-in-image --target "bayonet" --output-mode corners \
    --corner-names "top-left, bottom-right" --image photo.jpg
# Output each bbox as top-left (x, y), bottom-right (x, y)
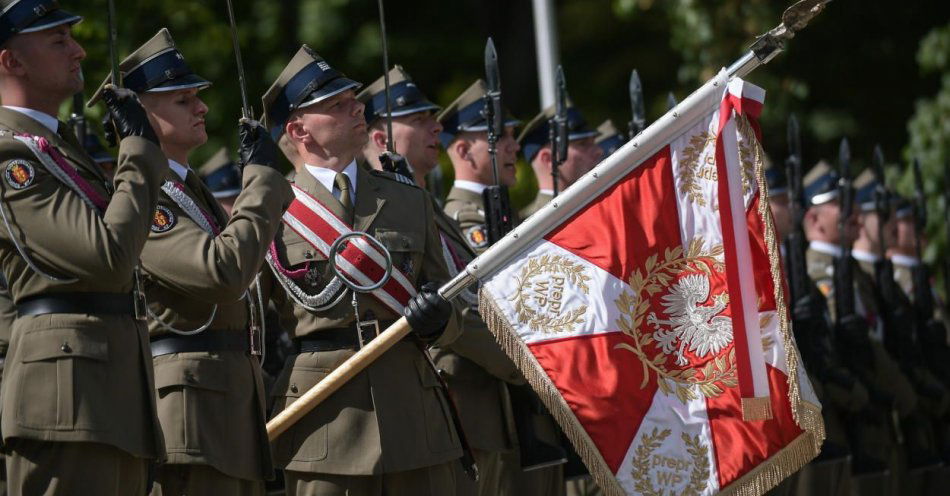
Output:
top-left (910, 157), bottom-right (935, 320)
top-left (481, 37), bottom-right (514, 246)
top-left (871, 146), bottom-right (890, 257)
top-left (666, 92), bottom-right (677, 111)
top-left (107, 0), bottom-right (121, 88)
top-left (550, 65), bottom-right (568, 197)
top-left (225, 0), bottom-right (252, 119)
top-left (374, 0), bottom-right (412, 179)
top-left (835, 137), bottom-right (856, 321)
top-left (784, 114), bottom-right (807, 303)
top-left (628, 69), bottom-right (645, 139)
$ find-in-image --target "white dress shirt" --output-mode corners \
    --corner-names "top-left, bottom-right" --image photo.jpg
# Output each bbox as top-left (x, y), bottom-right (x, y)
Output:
top-left (168, 159), bottom-right (191, 181)
top-left (4, 105), bottom-right (58, 133)
top-left (305, 160), bottom-right (359, 202)
top-left (453, 180), bottom-right (488, 195)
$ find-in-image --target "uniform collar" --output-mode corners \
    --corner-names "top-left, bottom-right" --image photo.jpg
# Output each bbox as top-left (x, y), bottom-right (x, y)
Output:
top-left (851, 249), bottom-right (880, 264)
top-left (809, 240), bottom-right (843, 258)
top-left (305, 159), bottom-right (359, 198)
top-left (168, 159), bottom-right (190, 181)
top-left (3, 105), bottom-right (58, 133)
top-left (453, 179), bottom-right (487, 195)
top-left (538, 189), bottom-right (554, 196)
top-left (890, 253), bottom-right (920, 267)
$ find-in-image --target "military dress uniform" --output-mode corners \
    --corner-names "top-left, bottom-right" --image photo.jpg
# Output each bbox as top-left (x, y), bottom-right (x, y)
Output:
top-left (356, 69), bottom-right (523, 496)
top-left (0, 5), bottom-right (166, 493)
top-left (261, 47), bottom-right (463, 496)
top-left (86, 30), bottom-right (295, 495)
top-left (0, 278), bottom-right (14, 495)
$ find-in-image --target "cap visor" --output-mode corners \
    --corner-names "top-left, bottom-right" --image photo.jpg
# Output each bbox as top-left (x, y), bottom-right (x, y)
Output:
top-left (20, 11), bottom-right (82, 34)
top-left (148, 74), bottom-right (213, 93)
top-left (298, 78), bottom-right (362, 109)
top-left (386, 101), bottom-right (441, 118)
top-left (569, 129), bottom-right (599, 141)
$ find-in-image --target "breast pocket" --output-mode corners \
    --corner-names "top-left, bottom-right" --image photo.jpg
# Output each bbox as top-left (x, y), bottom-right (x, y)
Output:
top-left (375, 229), bottom-right (423, 281)
top-left (16, 327), bottom-right (109, 430)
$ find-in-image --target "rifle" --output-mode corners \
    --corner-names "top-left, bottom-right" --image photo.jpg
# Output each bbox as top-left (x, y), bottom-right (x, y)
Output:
top-left (107, 0), bottom-right (121, 88)
top-left (945, 161), bottom-right (950, 319)
top-left (225, 0), bottom-right (252, 120)
top-left (374, 0), bottom-right (413, 180)
top-left (68, 88), bottom-right (86, 145)
top-left (911, 158), bottom-right (936, 322)
top-left (549, 66), bottom-right (568, 197)
top-left (628, 69), bottom-right (645, 140)
top-left (666, 92), bottom-right (678, 111)
top-left (481, 38), bottom-right (513, 245)
top-left (784, 115), bottom-right (808, 305)
top-left (834, 138), bottom-right (856, 325)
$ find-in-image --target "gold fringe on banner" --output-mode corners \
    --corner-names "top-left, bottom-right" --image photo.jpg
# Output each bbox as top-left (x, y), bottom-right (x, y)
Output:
top-left (719, 431), bottom-right (821, 496)
top-left (478, 292), bottom-right (628, 496)
top-left (742, 396), bottom-right (774, 421)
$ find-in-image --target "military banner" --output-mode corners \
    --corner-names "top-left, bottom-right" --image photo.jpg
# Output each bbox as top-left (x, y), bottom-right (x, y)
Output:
top-left (478, 76), bottom-right (824, 495)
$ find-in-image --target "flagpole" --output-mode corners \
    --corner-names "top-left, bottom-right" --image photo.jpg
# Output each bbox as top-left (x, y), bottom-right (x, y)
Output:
top-left (265, 0), bottom-right (833, 441)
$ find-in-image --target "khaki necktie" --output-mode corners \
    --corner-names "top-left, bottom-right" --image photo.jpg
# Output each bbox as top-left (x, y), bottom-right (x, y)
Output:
top-left (334, 172), bottom-right (353, 212)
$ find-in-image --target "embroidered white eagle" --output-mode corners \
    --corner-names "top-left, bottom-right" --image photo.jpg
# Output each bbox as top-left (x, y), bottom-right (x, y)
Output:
top-left (646, 273), bottom-right (733, 366)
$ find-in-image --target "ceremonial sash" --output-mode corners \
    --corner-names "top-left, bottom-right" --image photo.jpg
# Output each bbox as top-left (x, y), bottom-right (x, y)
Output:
top-left (14, 134), bottom-right (108, 214)
top-left (161, 180), bottom-right (221, 235)
top-left (281, 184), bottom-right (417, 315)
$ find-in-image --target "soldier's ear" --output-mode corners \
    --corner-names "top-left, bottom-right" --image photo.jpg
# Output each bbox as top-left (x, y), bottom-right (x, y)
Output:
top-left (370, 128), bottom-right (387, 150)
top-left (535, 147), bottom-right (552, 171)
top-left (286, 118), bottom-right (309, 145)
top-left (453, 139), bottom-right (471, 163)
top-left (0, 48), bottom-right (24, 76)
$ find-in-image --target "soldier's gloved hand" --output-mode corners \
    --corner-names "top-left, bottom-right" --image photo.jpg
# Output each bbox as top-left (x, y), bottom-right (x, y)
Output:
top-left (238, 118), bottom-right (279, 171)
top-left (405, 282), bottom-right (451, 343)
top-left (101, 85), bottom-right (158, 145)
top-left (101, 112), bottom-right (118, 148)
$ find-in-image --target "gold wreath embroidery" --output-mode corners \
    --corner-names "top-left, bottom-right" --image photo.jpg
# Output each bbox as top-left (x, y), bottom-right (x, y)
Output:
top-left (736, 116), bottom-right (761, 197)
top-left (630, 427), bottom-right (710, 496)
top-left (511, 254), bottom-right (591, 335)
top-left (614, 238), bottom-right (738, 403)
top-left (677, 132), bottom-right (715, 207)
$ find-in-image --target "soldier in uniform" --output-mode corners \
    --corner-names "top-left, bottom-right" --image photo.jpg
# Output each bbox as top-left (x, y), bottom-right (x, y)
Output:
top-left (517, 101), bottom-right (602, 220)
top-left (802, 162), bottom-right (922, 494)
top-left (84, 132), bottom-right (117, 178)
top-left (593, 119), bottom-right (624, 159)
top-left (439, 79), bottom-right (521, 254)
top-left (198, 147), bottom-right (243, 216)
top-left (359, 66), bottom-right (523, 496)
top-left (0, 1), bottom-right (167, 492)
top-left (262, 46), bottom-right (463, 496)
top-left (87, 29), bottom-right (294, 494)
top-left (0, 276), bottom-right (14, 495)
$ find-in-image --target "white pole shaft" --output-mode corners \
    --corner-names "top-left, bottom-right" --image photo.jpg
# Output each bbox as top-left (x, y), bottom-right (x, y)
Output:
top-left (532, 0), bottom-right (559, 108)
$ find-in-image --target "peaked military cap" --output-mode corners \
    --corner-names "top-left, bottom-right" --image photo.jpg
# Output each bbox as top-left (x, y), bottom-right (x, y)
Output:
top-left (262, 45), bottom-right (362, 141)
top-left (357, 65), bottom-right (439, 125)
top-left (199, 147), bottom-right (241, 199)
top-left (517, 101), bottom-right (598, 162)
top-left (83, 133), bottom-right (114, 164)
top-left (594, 119), bottom-right (625, 158)
top-left (436, 79), bottom-right (520, 148)
top-left (0, 0), bottom-right (81, 47)
top-left (765, 161), bottom-right (787, 197)
top-left (88, 28), bottom-right (210, 105)
top-left (803, 160), bottom-right (840, 206)
top-left (852, 168), bottom-right (900, 213)
top-left (894, 195), bottom-right (913, 219)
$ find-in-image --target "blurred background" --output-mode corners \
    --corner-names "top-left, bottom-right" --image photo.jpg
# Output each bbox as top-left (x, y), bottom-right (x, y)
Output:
top-left (68, 0), bottom-right (949, 257)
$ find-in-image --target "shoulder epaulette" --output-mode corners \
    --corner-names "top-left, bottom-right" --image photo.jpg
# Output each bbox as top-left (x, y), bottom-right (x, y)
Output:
top-left (370, 169), bottom-right (418, 188)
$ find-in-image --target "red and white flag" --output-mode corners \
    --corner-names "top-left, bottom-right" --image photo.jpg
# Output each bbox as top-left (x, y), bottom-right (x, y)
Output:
top-left (477, 75), bottom-right (823, 495)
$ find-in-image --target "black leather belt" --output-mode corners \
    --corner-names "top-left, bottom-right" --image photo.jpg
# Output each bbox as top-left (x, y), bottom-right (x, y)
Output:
top-left (16, 293), bottom-right (136, 317)
top-left (150, 329), bottom-right (251, 358)
top-left (296, 320), bottom-right (398, 353)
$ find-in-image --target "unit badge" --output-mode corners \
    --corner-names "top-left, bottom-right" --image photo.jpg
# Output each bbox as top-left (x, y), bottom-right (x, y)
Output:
top-left (464, 224), bottom-right (488, 249)
top-left (4, 160), bottom-right (35, 190)
top-left (151, 205), bottom-right (177, 233)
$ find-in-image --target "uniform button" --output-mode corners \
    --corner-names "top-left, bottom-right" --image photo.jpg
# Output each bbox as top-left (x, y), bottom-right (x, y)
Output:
top-left (60, 341), bottom-right (71, 353)
top-left (184, 371), bottom-right (196, 384)
top-left (290, 383), bottom-right (298, 394)
top-left (304, 250), bottom-right (313, 259)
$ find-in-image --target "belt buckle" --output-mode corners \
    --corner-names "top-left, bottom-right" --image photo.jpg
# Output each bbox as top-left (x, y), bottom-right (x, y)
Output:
top-left (356, 320), bottom-right (381, 349)
top-left (249, 325), bottom-right (262, 356)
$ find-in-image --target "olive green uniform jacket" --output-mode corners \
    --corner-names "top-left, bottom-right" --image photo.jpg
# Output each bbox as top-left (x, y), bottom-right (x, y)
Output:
top-left (267, 165), bottom-right (463, 476)
top-left (444, 187), bottom-right (492, 255)
top-left (0, 107), bottom-right (165, 460)
top-left (429, 193), bottom-right (520, 454)
top-left (518, 191), bottom-right (553, 221)
top-left (141, 164), bottom-right (292, 480)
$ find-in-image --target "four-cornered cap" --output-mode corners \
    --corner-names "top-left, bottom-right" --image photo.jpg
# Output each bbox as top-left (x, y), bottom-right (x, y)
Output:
top-left (199, 147), bottom-right (241, 199)
top-left (262, 45), bottom-right (362, 141)
top-left (852, 168), bottom-right (898, 213)
top-left (357, 65), bottom-right (439, 125)
top-left (594, 119), bottom-right (624, 158)
top-left (436, 79), bottom-right (520, 148)
top-left (803, 160), bottom-right (840, 206)
top-left (87, 28), bottom-right (210, 106)
top-left (517, 101), bottom-right (598, 163)
top-left (0, 0), bottom-right (81, 47)
top-left (764, 161), bottom-right (787, 197)
top-left (83, 133), bottom-right (114, 164)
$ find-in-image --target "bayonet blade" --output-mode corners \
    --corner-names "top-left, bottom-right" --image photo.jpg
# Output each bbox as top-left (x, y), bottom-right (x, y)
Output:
top-left (484, 38), bottom-right (502, 139)
top-left (107, 0), bottom-right (121, 87)
top-left (376, 0), bottom-right (395, 154)
top-left (872, 145), bottom-right (886, 184)
top-left (785, 114), bottom-right (802, 206)
top-left (554, 65), bottom-right (568, 164)
top-left (628, 69), bottom-right (645, 139)
top-left (666, 92), bottom-right (677, 111)
top-left (225, 0), bottom-right (252, 119)
top-left (838, 137), bottom-right (851, 180)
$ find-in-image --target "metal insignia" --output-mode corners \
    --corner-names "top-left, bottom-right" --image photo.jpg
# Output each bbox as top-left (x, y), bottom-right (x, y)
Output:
top-left (400, 256), bottom-right (414, 278)
top-left (464, 224), bottom-right (488, 249)
top-left (150, 205), bottom-right (177, 233)
top-left (4, 160), bottom-right (35, 190)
